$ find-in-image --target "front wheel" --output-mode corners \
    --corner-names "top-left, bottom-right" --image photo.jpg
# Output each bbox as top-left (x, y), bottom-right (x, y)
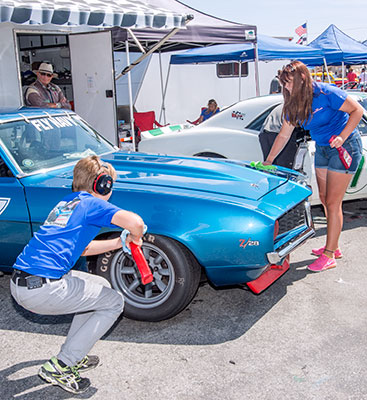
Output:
top-left (90, 234), bottom-right (201, 322)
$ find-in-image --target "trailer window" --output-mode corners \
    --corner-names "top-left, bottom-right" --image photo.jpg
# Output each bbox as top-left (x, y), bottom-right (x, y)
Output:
top-left (216, 63), bottom-right (248, 78)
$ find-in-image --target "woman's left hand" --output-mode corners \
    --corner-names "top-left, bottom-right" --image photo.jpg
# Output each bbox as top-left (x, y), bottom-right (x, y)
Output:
top-left (329, 135), bottom-right (344, 149)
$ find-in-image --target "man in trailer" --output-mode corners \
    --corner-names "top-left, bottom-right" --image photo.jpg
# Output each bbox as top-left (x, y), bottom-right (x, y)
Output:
top-left (25, 62), bottom-right (71, 110)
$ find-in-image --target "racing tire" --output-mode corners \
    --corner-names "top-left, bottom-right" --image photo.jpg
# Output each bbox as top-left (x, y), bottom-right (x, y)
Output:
top-left (90, 234), bottom-right (201, 322)
top-left (193, 152), bottom-right (226, 159)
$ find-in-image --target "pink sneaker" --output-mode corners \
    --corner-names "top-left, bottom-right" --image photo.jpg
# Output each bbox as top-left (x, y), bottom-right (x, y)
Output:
top-left (308, 254), bottom-right (336, 272)
top-left (311, 246), bottom-right (342, 259)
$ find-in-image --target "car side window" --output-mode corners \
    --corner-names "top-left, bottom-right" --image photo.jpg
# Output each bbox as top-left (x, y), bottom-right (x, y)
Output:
top-left (245, 104), bottom-right (282, 131)
top-left (0, 155), bottom-right (13, 177)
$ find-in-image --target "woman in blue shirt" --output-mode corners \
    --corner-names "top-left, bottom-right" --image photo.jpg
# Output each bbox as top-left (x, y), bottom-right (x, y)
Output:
top-left (198, 99), bottom-right (220, 124)
top-left (265, 61), bottom-right (363, 272)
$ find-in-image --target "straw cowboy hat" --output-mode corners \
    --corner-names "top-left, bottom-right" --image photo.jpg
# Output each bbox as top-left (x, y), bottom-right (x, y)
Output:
top-left (33, 62), bottom-right (58, 78)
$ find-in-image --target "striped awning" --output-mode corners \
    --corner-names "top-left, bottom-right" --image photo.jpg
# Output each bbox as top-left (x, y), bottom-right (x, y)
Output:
top-left (0, 0), bottom-right (188, 28)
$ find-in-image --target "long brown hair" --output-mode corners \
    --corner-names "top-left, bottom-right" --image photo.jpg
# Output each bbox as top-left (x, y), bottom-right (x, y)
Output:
top-left (279, 61), bottom-right (313, 126)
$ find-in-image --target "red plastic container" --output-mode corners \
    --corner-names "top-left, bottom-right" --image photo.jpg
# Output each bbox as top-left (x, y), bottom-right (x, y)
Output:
top-left (329, 135), bottom-right (352, 169)
top-left (130, 243), bottom-right (153, 285)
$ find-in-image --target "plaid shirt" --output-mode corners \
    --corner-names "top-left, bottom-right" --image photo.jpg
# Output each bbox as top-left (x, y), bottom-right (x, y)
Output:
top-left (25, 80), bottom-right (71, 109)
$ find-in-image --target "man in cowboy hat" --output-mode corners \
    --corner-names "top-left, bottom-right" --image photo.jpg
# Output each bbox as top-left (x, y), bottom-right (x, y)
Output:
top-left (25, 62), bottom-right (71, 109)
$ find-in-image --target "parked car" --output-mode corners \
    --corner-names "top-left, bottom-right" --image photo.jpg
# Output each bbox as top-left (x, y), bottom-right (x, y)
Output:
top-left (139, 93), bottom-right (367, 205)
top-left (0, 108), bottom-right (315, 321)
top-left (341, 81), bottom-right (367, 92)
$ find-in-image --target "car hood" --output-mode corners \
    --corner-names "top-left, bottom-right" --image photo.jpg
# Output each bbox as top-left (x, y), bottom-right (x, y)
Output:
top-left (102, 152), bottom-right (297, 202)
top-left (20, 152), bottom-right (305, 203)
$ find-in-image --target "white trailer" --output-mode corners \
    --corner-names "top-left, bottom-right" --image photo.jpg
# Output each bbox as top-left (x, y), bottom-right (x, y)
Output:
top-left (136, 52), bottom-right (285, 124)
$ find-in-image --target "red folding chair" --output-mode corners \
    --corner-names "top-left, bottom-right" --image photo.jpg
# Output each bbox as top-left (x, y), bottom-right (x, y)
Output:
top-left (134, 111), bottom-right (166, 137)
top-left (187, 107), bottom-right (206, 125)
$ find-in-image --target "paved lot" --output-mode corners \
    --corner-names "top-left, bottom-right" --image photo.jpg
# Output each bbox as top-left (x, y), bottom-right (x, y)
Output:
top-left (1, 200), bottom-right (367, 400)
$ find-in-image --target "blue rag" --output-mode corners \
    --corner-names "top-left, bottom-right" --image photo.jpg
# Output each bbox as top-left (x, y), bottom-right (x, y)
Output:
top-left (120, 225), bottom-right (147, 254)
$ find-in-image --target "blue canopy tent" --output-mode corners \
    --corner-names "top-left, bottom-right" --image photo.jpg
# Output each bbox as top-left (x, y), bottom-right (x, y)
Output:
top-left (308, 24), bottom-right (367, 65)
top-left (170, 34), bottom-right (324, 65)
top-left (308, 24), bottom-right (367, 85)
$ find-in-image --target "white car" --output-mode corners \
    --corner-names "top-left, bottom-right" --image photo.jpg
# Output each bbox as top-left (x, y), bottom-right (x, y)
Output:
top-left (139, 93), bottom-right (367, 204)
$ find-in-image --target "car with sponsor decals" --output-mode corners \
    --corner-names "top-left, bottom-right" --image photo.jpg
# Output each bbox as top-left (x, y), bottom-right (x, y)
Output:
top-left (0, 107), bottom-right (314, 321)
top-left (139, 92), bottom-right (367, 205)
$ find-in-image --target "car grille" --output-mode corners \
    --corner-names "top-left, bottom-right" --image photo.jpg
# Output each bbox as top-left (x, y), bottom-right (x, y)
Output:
top-left (278, 202), bottom-right (306, 236)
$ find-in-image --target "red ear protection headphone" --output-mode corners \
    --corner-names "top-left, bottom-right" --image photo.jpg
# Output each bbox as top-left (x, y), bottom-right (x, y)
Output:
top-left (93, 172), bottom-right (113, 195)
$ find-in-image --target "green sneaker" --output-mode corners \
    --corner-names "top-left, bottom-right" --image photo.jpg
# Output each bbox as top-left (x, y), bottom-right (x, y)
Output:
top-left (75, 355), bottom-right (100, 373)
top-left (38, 357), bottom-right (91, 394)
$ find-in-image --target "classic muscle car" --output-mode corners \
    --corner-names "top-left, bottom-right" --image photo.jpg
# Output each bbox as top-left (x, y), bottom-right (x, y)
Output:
top-left (0, 108), bottom-right (314, 321)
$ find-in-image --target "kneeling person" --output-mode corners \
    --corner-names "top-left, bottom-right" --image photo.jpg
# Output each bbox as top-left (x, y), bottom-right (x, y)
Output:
top-left (11, 155), bottom-right (145, 394)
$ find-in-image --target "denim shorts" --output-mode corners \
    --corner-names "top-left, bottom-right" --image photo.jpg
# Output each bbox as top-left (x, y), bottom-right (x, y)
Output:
top-left (315, 132), bottom-right (363, 174)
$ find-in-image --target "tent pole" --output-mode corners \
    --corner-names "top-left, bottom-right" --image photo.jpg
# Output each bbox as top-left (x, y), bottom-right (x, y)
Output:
top-left (254, 41), bottom-right (260, 96)
top-left (323, 57), bottom-right (331, 84)
top-left (126, 39), bottom-right (136, 152)
top-left (238, 61), bottom-right (242, 101)
top-left (127, 28), bottom-right (146, 54)
top-left (116, 15), bottom-right (194, 81)
top-left (158, 51), bottom-right (166, 124)
top-left (342, 61), bottom-right (345, 90)
top-left (160, 62), bottom-right (172, 123)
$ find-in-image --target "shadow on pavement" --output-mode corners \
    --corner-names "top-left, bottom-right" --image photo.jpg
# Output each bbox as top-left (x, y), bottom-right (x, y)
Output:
top-left (0, 259), bottom-right (313, 347)
top-left (0, 359), bottom-right (97, 399)
top-left (0, 199), bottom-right (365, 348)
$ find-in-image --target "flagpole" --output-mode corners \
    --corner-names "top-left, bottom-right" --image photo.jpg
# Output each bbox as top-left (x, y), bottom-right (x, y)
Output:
top-left (305, 20), bottom-right (308, 45)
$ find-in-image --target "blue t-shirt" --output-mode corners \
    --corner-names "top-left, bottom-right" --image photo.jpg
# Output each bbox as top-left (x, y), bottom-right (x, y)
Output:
top-left (13, 191), bottom-right (121, 279)
top-left (201, 107), bottom-right (220, 121)
top-left (302, 82), bottom-right (348, 146)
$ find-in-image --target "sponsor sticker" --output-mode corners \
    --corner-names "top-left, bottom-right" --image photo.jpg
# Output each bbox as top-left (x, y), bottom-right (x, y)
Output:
top-left (231, 111), bottom-right (245, 120)
top-left (30, 116), bottom-right (78, 132)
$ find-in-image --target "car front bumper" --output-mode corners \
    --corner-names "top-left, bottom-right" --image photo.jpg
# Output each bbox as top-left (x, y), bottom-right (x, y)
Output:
top-left (266, 201), bottom-right (315, 265)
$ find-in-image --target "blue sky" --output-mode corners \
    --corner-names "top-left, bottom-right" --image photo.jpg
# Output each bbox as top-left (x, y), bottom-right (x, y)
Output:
top-left (182, 0), bottom-right (367, 42)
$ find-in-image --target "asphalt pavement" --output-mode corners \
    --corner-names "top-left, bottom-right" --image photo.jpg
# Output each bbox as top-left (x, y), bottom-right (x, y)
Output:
top-left (1, 200), bottom-right (367, 400)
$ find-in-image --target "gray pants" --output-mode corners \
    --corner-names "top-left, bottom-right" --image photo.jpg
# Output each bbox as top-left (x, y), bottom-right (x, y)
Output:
top-left (10, 270), bottom-right (124, 367)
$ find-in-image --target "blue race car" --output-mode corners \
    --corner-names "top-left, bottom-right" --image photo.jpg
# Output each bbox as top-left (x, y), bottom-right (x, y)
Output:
top-left (0, 108), bottom-right (314, 321)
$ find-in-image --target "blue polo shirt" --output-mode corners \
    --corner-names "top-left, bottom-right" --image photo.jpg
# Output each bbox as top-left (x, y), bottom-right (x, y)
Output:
top-left (13, 191), bottom-right (121, 279)
top-left (302, 82), bottom-right (348, 146)
top-left (201, 107), bottom-right (220, 121)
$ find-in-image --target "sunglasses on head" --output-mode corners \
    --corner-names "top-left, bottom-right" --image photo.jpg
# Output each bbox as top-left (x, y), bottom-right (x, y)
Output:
top-left (40, 72), bottom-right (53, 77)
top-left (284, 63), bottom-right (295, 72)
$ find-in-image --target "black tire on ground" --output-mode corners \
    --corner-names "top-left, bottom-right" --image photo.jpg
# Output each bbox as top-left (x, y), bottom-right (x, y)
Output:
top-left (193, 152), bottom-right (226, 159)
top-left (90, 234), bottom-right (201, 322)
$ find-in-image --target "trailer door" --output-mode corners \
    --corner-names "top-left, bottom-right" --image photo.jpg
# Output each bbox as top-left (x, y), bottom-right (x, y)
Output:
top-left (69, 31), bottom-right (117, 145)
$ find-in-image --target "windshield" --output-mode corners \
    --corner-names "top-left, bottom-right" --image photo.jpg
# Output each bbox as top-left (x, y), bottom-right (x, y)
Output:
top-left (0, 114), bottom-right (114, 174)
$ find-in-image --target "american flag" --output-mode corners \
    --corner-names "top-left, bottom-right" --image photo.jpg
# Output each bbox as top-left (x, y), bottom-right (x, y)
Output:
top-left (295, 23), bottom-right (307, 37)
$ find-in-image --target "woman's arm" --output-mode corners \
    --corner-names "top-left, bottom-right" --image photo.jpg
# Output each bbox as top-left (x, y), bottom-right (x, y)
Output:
top-left (264, 120), bottom-right (295, 164)
top-left (330, 96), bottom-right (364, 148)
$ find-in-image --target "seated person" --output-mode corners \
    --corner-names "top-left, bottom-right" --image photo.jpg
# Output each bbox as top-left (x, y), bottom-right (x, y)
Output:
top-left (25, 62), bottom-right (71, 109)
top-left (198, 99), bottom-right (220, 124)
top-left (258, 104), bottom-right (299, 169)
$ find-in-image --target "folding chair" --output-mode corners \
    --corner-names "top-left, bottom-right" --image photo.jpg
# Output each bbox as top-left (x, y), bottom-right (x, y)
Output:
top-left (133, 111), bottom-right (167, 138)
top-left (186, 107), bottom-right (206, 125)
